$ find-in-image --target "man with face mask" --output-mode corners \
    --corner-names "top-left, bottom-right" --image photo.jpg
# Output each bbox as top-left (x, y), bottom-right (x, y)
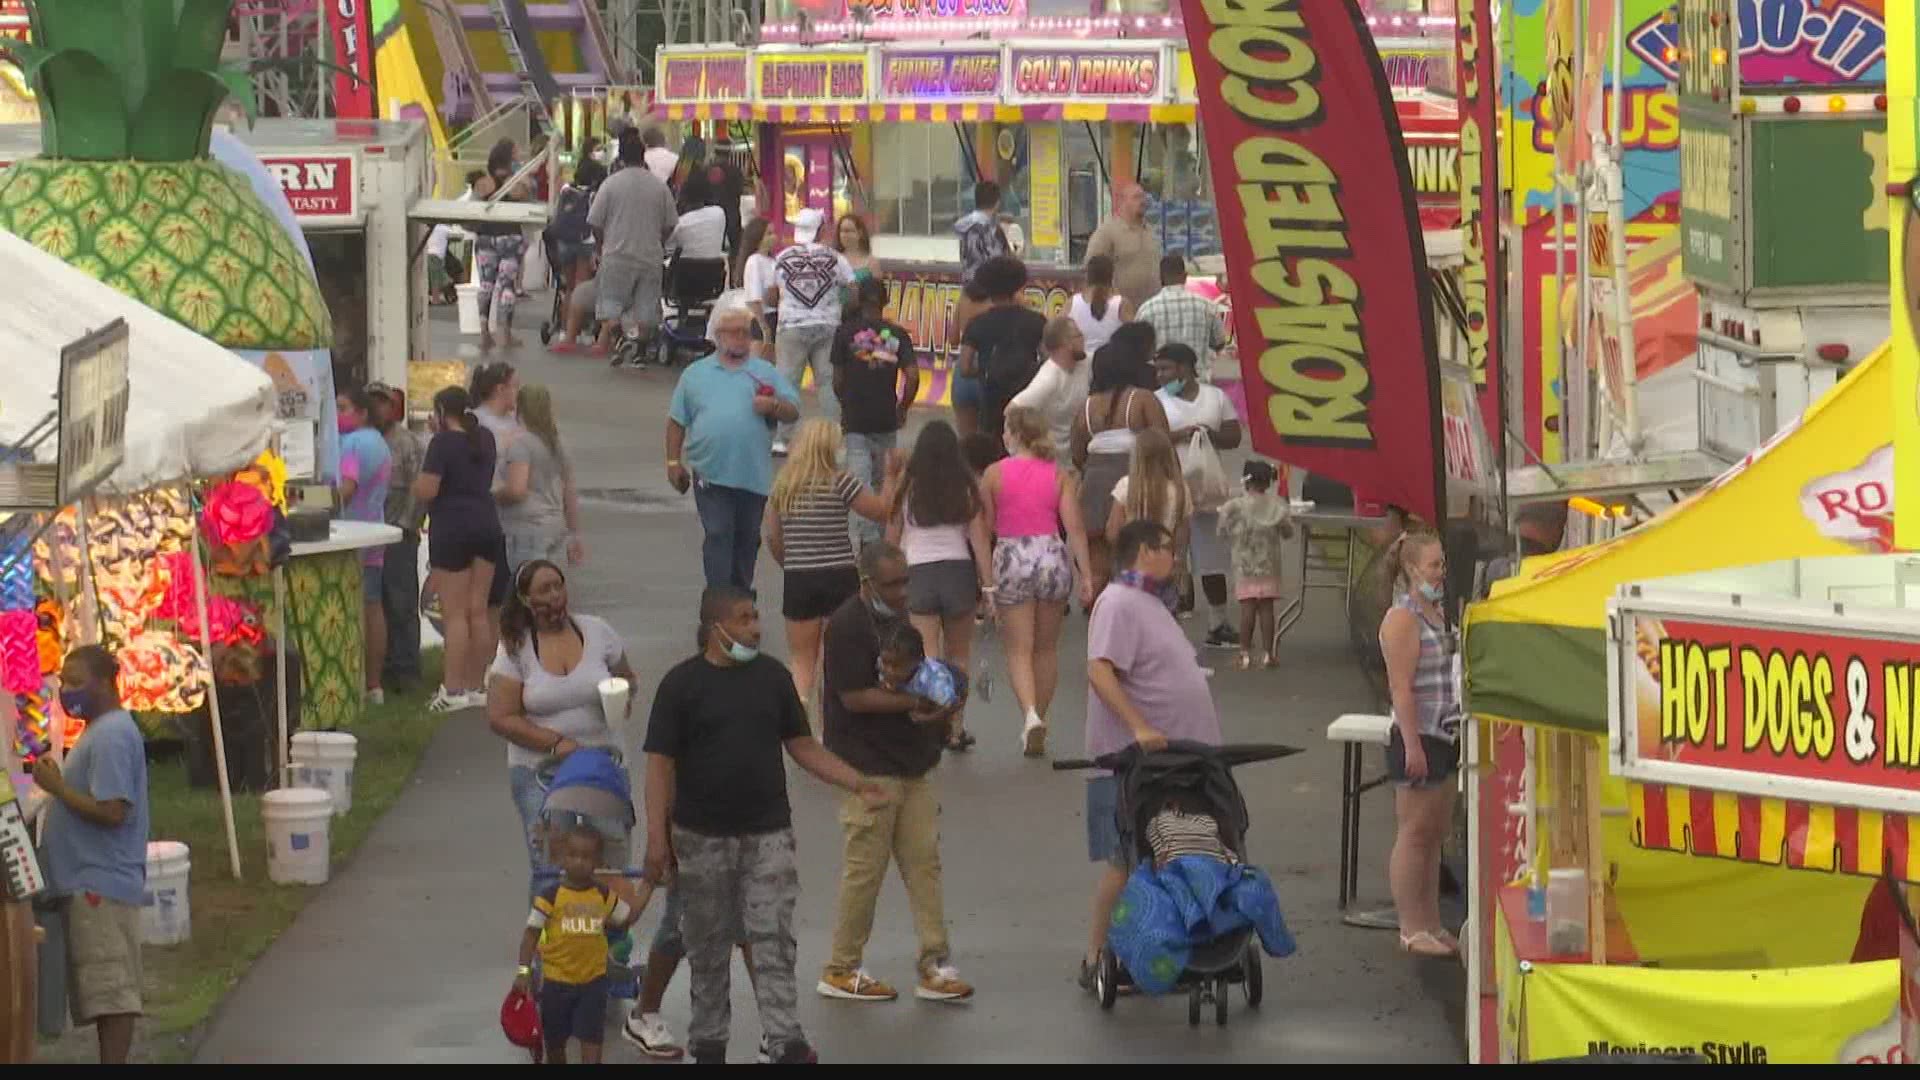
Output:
top-left (336, 386), bottom-right (394, 705)
top-left (816, 542), bottom-right (972, 1005)
top-left (34, 645), bottom-right (149, 1063)
top-left (1079, 520), bottom-right (1222, 990)
top-left (665, 304), bottom-right (801, 590)
top-left (1010, 316), bottom-right (1090, 458)
top-left (642, 586), bottom-right (886, 1064)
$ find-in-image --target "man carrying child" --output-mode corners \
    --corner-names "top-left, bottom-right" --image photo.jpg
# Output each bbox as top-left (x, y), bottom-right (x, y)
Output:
top-left (816, 542), bottom-right (973, 1004)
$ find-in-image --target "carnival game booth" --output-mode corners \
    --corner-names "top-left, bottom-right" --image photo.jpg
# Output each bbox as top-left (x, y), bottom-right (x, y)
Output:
top-left (1460, 344), bottom-right (1906, 1062)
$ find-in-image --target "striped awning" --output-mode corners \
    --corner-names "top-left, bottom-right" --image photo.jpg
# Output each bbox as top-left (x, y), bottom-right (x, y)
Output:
top-left (659, 102), bottom-right (754, 120)
top-left (657, 101), bottom-right (1197, 124)
top-left (1629, 781), bottom-right (1920, 884)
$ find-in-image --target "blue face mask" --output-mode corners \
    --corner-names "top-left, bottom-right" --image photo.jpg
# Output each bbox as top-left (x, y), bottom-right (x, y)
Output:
top-left (1163, 378), bottom-right (1187, 397)
top-left (58, 687), bottom-right (94, 719)
top-left (715, 625), bottom-right (759, 663)
top-left (1418, 581), bottom-right (1444, 603)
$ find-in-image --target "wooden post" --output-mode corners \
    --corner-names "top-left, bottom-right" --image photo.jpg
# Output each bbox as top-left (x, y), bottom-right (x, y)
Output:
top-left (189, 523), bottom-right (244, 881)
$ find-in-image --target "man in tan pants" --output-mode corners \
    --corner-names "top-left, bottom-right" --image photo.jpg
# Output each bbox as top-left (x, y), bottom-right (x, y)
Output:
top-left (816, 543), bottom-right (973, 1004)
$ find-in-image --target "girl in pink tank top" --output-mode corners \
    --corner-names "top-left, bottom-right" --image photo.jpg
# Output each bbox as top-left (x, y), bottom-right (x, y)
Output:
top-left (984, 406), bottom-right (1094, 757)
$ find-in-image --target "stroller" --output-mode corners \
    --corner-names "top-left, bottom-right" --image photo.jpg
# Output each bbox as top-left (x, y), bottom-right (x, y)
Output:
top-left (632, 253), bottom-right (728, 368)
top-left (539, 183), bottom-right (597, 347)
top-left (529, 748), bottom-right (643, 1001)
top-left (1055, 741), bottom-right (1301, 1026)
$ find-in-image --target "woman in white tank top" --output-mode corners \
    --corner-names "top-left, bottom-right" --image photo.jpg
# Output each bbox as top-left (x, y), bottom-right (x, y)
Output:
top-left (1069, 255), bottom-right (1131, 354)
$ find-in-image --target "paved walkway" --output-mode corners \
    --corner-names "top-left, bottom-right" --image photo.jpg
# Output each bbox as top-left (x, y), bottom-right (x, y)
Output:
top-left (193, 320), bottom-right (1464, 1063)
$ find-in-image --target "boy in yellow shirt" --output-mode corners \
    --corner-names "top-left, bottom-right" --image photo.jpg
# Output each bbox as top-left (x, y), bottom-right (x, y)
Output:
top-left (514, 826), bottom-right (653, 1063)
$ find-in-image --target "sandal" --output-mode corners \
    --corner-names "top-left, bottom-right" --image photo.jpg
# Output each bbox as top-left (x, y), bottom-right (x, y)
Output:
top-left (1399, 931), bottom-right (1459, 959)
top-left (946, 730), bottom-right (977, 753)
top-left (1234, 651), bottom-right (1253, 670)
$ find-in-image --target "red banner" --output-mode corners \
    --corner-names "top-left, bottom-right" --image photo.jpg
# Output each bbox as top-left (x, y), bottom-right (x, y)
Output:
top-left (327, 0), bottom-right (376, 119)
top-left (1178, 0), bottom-right (1445, 525)
top-left (1626, 615), bottom-right (1920, 809)
top-left (1455, 0), bottom-right (1503, 452)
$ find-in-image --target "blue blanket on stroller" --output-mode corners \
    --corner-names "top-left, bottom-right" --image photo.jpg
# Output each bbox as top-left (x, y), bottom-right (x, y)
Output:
top-left (1108, 857), bottom-right (1297, 995)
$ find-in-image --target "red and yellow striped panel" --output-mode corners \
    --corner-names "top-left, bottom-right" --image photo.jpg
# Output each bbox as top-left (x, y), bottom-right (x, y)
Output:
top-left (1629, 781), bottom-right (1920, 883)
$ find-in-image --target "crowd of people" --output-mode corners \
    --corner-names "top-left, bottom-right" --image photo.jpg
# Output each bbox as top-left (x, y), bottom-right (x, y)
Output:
top-left (16, 137), bottom-right (1473, 1067)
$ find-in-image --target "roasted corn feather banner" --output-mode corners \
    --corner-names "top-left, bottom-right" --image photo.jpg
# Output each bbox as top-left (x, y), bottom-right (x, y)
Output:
top-left (1179, 0), bottom-right (1445, 524)
top-left (1455, 0), bottom-right (1503, 453)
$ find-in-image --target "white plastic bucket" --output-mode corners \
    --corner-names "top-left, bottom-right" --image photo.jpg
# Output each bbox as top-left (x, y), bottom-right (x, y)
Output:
top-left (290, 730), bottom-right (358, 817)
top-left (141, 841), bottom-right (191, 946)
top-left (455, 282), bottom-right (483, 335)
top-left (262, 787), bottom-right (333, 885)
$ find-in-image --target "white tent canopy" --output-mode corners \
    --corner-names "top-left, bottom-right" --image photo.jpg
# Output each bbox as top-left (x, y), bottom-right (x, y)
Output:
top-left (0, 230), bottom-right (276, 494)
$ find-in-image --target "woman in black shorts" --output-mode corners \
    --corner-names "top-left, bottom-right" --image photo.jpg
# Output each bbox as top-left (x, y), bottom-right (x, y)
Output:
top-left (416, 387), bottom-right (505, 712)
top-left (763, 419), bottom-right (898, 725)
top-left (886, 420), bottom-right (995, 751)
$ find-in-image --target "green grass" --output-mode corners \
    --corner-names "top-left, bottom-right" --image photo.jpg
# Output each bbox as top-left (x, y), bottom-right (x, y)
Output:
top-left (37, 659), bottom-right (449, 1064)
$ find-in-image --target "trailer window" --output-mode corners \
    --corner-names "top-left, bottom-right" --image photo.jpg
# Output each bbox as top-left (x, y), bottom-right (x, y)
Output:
top-left (1138, 121), bottom-right (1220, 260)
top-left (871, 124), bottom-right (966, 239)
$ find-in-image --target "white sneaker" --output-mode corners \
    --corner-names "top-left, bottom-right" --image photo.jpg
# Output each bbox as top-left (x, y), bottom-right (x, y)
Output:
top-left (756, 1036), bottom-right (771, 1065)
top-left (426, 686), bottom-right (464, 712)
top-left (1021, 710), bottom-right (1047, 758)
top-left (621, 1010), bottom-right (684, 1060)
top-left (771, 440), bottom-right (789, 457)
top-left (366, 688), bottom-right (385, 707)
top-left (461, 688), bottom-right (488, 710)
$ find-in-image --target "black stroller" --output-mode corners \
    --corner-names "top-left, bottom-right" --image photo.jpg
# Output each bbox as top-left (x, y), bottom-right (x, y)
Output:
top-left (539, 183), bottom-right (597, 347)
top-left (1054, 741), bottom-right (1301, 1026)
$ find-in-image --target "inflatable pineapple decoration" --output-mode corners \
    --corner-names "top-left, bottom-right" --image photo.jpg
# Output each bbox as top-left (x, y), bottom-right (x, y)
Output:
top-left (0, 0), bottom-right (330, 350)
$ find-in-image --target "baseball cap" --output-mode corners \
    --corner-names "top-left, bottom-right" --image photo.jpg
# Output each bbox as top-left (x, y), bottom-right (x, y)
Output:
top-left (792, 207), bottom-right (823, 245)
top-left (366, 382), bottom-right (405, 413)
top-left (500, 985), bottom-right (543, 1061)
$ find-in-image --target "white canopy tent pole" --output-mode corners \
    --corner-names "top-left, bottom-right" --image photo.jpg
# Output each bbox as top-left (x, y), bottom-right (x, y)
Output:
top-left (189, 519), bottom-right (243, 881)
top-left (274, 565), bottom-right (289, 787)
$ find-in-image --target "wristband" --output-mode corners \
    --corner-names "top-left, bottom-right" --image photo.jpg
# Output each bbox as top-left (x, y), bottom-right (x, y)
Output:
top-left (517, 965), bottom-right (532, 977)
top-left (666, 459), bottom-right (682, 467)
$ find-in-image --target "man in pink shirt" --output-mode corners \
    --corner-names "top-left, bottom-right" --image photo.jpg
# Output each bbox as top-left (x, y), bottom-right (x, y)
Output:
top-left (1079, 519), bottom-right (1223, 988)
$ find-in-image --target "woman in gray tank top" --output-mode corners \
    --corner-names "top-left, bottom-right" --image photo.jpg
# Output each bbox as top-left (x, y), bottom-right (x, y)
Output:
top-left (498, 384), bottom-right (583, 576)
top-left (1378, 527), bottom-right (1462, 959)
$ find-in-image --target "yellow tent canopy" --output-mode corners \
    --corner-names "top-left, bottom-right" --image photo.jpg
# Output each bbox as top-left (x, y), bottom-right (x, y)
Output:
top-left (1465, 344), bottom-right (1894, 734)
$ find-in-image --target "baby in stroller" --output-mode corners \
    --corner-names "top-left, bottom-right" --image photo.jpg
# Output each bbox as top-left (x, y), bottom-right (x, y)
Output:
top-left (1077, 742), bottom-right (1299, 1024)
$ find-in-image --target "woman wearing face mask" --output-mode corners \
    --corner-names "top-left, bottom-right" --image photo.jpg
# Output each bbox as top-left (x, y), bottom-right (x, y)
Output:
top-left (1378, 527), bottom-right (1462, 959)
top-left (981, 406), bottom-right (1093, 757)
top-left (488, 559), bottom-right (640, 895)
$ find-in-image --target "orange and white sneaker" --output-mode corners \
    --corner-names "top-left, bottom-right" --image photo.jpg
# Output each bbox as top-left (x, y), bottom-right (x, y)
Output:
top-left (817, 969), bottom-right (898, 1002)
top-left (916, 964), bottom-right (975, 1003)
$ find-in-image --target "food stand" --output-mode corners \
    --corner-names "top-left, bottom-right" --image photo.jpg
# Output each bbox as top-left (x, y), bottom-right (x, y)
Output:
top-left (1459, 2), bottom-right (1915, 1058)
top-left (654, 23), bottom-right (1455, 404)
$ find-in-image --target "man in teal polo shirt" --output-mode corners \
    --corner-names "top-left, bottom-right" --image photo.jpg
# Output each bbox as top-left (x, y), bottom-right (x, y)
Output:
top-left (665, 303), bottom-right (801, 590)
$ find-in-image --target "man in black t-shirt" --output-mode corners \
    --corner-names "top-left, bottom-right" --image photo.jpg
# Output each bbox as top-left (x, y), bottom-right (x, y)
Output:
top-left (817, 543), bottom-right (974, 1005)
top-left (831, 277), bottom-right (921, 549)
top-left (642, 585), bottom-right (886, 1065)
top-left (958, 255), bottom-right (1047, 444)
